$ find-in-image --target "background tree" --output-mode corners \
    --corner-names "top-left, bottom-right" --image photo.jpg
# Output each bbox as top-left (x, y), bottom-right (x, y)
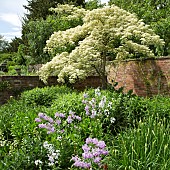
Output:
top-left (38, 5), bottom-right (164, 88)
top-left (21, 0), bottom-right (102, 64)
top-left (109, 0), bottom-right (170, 55)
top-left (24, 0), bottom-right (85, 20)
top-left (7, 37), bottom-right (23, 53)
top-left (22, 6), bottom-right (84, 64)
top-left (0, 35), bottom-right (11, 65)
top-left (20, 0), bottom-right (87, 64)
top-left (0, 35), bottom-right (9, 53)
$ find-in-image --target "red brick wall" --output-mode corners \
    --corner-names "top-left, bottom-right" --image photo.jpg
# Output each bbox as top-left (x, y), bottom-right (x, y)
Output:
top-left (108, 57), bottom-right (170, 96)
top-left (0, 57), bottom-right (170, 105)
top-left (0, 76), bottom-right (102, 105)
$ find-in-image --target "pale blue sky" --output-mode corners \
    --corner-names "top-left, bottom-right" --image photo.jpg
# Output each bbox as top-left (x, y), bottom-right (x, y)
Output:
top-left (0, 0), bottom-right (108, 42)
top-left (0, 0), bottom-right (28, 41)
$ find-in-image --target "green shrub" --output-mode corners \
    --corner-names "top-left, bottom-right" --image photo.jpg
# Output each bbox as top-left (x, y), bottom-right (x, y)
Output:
top-left (0, 53), bottom-right (12, 63)
top-left (20, 85), bottom-right (73, 107)
top-left (51, 91), bottom-right (84, 113)
top-left (7, 65), bottom-right (30, 76)
top-left (7, 65), bottom-right (20, 75)
top-left (0, 100), bottom-right (42, 168)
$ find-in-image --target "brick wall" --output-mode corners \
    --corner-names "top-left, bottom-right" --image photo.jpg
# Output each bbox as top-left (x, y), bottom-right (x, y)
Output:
top-left (0, 57), bottom-right (170, 105)
top-left (0, 76), bottom-right (102, 105)
top-left (108, 57), bottom-right (170, 96)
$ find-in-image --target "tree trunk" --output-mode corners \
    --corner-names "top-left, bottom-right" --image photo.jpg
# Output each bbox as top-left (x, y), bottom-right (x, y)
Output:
top-left (101, 52), bottom-right (107, 89)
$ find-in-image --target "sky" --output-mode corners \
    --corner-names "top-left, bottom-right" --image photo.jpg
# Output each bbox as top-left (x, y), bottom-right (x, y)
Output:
top-left (0, 0), bottom-right (108, 42)
top-left (0, 0), bottom-right (28, 41)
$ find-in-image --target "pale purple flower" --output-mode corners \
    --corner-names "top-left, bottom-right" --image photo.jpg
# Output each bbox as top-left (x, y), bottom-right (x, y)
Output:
top-left (48, 117), bottom-right (54, 123)
top-left (43, 116), bottom-right (54, 123)
top-left (83, 93), bottom-right (88, 98)
top-left (85, 105), bottom-right (90, 115)
top-left (82, 144), bottom-right (90, 152)
top-left (90, 98), bottom-right (96, 108)
top-left (56, 119), bottom-right (61, 125)
top-left (97, 141), bottom-right (106, 149)
top-left (71, 155), bottom-right (80, 162)
top-left (38, 123), bottom-right (47, 128)
top-left (61, 129), bottom-right (65, 133)
top-left (73, 160), bottom-right (91, 168)
top-left (70, 114), bottom-right (75, 119)
top-left (91, 114), bottom-right (95, 118)
top-left (82, 152), bottom-right (93, 159)
top-left (82, 162), bottom-right (91, 168)
top-left (86, 137), bottom-right (93, 144)
top-left (50, 127), bottom-right (55, 133)
top-left (55, 112), bottom-right (59, 118)
top-left (92, 148), bottom-right (101, 157)
top-left (91, 109), bottom-right (97, 118)
top-left (72, 138), bottom-right (108, 169)
top-left (92, 138), bottom-right (98, 145)
top-left (48, 156), bottom-right (54, 163)
top-left (47, 131), bottom-right (53, 134)
top-left (93, 156), bottom-right (101, 163)
top-left (75, 116), bottom-right (81, 121)
top-left (46, 123), bottom-right (54, 131)
top-left (67, 116), bottom-right (73, 124)
top-left (35, 118), bottom-right (41, 122)
top-left (38, 112), bottom-right (45, 118)
top-left (59, 113), bottom-right (65, 118)
top-left (100, 149), bottom-right (109, 155)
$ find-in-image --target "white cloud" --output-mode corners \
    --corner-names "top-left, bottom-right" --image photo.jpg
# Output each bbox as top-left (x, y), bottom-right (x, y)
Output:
top-left (0, 13), bottom-right (22, 28)
top-left (12, 27), bottom-right (21, 31)
top-left (0, 0), bottom-right (27, 41)
top-left (1, 31), bottom-right (21, 41)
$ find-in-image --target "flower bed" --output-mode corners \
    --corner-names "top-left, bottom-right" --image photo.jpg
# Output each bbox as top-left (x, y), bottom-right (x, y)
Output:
top-left (0, 86), bottom-right (170, 169)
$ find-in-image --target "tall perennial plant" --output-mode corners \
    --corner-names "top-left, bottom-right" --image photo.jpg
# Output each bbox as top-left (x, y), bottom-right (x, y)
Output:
top-left (35, 88), bottom-right (113, 169)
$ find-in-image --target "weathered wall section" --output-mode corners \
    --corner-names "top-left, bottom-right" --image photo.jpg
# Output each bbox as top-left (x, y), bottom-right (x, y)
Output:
top-left (108, 57), bottom-right (170, 96)
top-left (0, 57), bottom-right (170, 105)
top-left (0, 76), bottom-right (102, 105)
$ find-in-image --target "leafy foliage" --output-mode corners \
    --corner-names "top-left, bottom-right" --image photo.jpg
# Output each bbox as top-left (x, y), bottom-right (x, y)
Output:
top-left (109, 0), bottom-right (170, 55)
top-left (24, 0), bottom-right (85, 20)
top-left (109, 115), bottom-right (170, 170)
top-left (20, 85), bottom-right (73, 107)
top-left (20, 0), bottom-right (86, 65)
top-left (0, 35), bottom-right (9, 53)
top-left (0, 86), bottom-right (169, 169)
top-left (24, 13), bottom-right (83, 64)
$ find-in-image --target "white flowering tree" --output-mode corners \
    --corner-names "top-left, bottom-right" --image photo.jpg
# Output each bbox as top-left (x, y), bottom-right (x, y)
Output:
top-left (39, 4), bottom-right (164, 88)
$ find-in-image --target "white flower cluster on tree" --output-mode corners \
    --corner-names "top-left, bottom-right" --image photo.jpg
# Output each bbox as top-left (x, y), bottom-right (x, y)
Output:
top-left (39, 4), bottom-right (164, 84)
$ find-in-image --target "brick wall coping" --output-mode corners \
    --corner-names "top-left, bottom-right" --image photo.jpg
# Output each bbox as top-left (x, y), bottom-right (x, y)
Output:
top-left (110, 56), bottom-right (170, 63)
